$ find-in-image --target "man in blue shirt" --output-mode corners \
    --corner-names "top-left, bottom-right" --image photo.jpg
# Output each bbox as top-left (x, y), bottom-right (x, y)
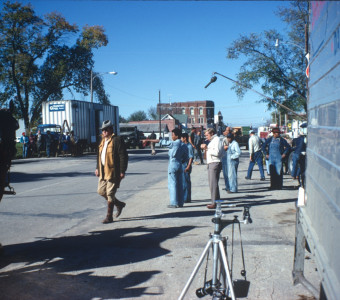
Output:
top-left (181, 133), bottom-right (194, 203)
top-left (160, 128), bottom-right (188, 208)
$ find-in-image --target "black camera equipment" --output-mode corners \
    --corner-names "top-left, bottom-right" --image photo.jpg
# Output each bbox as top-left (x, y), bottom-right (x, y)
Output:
top-left (178, 201), bottom-right (251, 300)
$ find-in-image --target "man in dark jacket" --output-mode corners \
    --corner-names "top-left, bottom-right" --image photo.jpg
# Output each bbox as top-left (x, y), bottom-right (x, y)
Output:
top-left (95, 120), bottom-right (128, 224)
top-left (262, 128), bottom-right (291, 190)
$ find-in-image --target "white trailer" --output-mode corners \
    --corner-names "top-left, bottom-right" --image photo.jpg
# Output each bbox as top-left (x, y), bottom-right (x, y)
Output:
top-left (41, 100), bottom-right (119, 149)
top-left (293, 2), bottom-right (340, 299)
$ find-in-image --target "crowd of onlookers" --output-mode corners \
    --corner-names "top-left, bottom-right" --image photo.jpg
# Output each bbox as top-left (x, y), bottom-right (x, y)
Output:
top-left (160, 125), bottom-right (306, 209)
top-left (19, 130), bottom-right (80, 158)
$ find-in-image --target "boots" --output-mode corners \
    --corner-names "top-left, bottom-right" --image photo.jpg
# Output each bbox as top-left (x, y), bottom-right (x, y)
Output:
top-left (102, 201), bottom-right (114, 224)
top-left (115, 199), bottom-right (126, 218)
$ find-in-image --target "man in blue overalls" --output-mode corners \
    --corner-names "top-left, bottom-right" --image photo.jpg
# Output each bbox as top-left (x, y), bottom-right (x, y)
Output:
top-left (181, 133), bottom-right (194, 203)
top-left (262, 128), bottom-right (291, 190)
top-left (161, 128), bottom-right (188, 208)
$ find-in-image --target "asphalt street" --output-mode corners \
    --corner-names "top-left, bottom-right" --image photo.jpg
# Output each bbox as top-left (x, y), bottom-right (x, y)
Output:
top-left (0, 148), bottom-right (320, 300)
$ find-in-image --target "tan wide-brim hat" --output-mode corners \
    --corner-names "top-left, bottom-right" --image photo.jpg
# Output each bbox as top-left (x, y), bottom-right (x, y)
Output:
top-left (100, 120), bottom-right (113, 130)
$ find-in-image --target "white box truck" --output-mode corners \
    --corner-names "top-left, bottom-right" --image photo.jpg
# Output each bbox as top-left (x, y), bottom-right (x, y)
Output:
top-left (39, 100), bottom-right (119, 152)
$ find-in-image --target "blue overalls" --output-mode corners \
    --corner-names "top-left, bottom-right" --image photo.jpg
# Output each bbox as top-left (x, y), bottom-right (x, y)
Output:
top-left (227, 140), bottom-right (241, 192)
top-left (269, 138), bottom-right (283, 189)
top-left (182, 143), bottom-right (193, 203)
top-left (221, 151), bottom-right (230, 191)
top-left (167, 139), bottom-right (187, 207)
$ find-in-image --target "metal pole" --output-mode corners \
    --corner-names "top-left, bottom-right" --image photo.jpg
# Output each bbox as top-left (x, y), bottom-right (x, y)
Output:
top-left (159, 90), bottom-right (161, 138)
top-left (90, 69), bottom-right (93, 103)
top-left (213, 72), bottom-right (306, 120)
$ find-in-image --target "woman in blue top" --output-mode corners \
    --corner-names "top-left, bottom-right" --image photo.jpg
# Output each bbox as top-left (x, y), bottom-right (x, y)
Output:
top-left (262, 128), bottom-right (291, 190)
top-left (226, 133), bottom-right (241, 193)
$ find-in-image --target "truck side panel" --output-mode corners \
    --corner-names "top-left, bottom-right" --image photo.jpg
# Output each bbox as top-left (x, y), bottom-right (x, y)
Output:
top-left (305, 2), bottom-right (340, 298)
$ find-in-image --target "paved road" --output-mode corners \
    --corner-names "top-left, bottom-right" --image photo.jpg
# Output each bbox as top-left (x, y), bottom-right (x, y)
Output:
top-left (0, 149), bottom-right (319, 300)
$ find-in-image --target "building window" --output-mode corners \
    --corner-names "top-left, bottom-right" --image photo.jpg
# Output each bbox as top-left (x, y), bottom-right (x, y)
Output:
top-left (182, 107), bottom-right (186, 114)
top-left (190, 107), bottom-right (194, 116)
top-left (188, 118), bottom-right (191, 124)
top-left (199, 107), bottom-right (203, 115)
top-left (191, 117), bottom-right (195, 124)
top-left (198, 117), bottom-right (204, 124)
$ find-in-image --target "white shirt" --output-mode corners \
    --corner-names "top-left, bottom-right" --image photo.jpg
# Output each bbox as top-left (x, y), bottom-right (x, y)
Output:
top-left (101, 138), bottom-right (110, 166)
top-left (248, 134), bottom-right (261, 155)
top-left (206, 135), bottom-right (222, 164)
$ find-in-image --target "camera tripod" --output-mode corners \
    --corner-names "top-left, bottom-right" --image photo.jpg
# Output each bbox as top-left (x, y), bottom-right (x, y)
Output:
top-left (178, 201), bottom-right (251, 300)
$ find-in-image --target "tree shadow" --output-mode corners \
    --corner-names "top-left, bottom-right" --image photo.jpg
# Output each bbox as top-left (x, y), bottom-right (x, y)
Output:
top-left (0, 225), bottom-right (194, 299)
top-left (10, 171), bottom-right (94, 183)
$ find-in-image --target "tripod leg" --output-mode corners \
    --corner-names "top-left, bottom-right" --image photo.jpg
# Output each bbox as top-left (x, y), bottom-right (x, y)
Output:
top-left (218, 240), bottom-right (236, 300)
top-left (178, 239), bottom-right (213, 300)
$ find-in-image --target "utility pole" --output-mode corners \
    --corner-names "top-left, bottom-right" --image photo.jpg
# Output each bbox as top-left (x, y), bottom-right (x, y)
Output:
top-left (159, 90), bottom-right (161, 139)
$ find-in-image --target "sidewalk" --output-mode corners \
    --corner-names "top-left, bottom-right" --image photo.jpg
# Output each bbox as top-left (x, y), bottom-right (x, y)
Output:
top-left (102, 151), bottom-right (320, 299)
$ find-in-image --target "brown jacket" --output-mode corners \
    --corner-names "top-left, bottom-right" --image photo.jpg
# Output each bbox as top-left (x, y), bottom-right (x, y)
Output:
top-left (97, 134), bottom-right (128, 186)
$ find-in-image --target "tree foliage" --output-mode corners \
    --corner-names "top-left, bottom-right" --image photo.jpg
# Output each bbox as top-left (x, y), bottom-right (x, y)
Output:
top-left (226, 1), bottom-right (308, 115)
top-left (128, 110), bottom-right (147, 122)
top-left (0, 1), bottom-right (109, 129)
top-left (148, 106), bottom-right (158, 120)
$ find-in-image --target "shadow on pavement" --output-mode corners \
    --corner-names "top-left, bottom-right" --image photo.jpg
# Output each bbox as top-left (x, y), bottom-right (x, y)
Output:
top-left (0, 225), bottom-right (194, 299)
top-left (10, 171), bottom-right (94, 183)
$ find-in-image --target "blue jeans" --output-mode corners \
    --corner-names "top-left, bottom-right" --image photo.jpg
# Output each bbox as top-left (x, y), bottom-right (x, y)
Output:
top-left (247, 151), bottom-right (265, 179)
top-left (221, 155), bottom-right (230, 190)
top-left (22, 144), bottom-right (28, 158)
top-left (182, 165), bottom-right (191, 202)
top-left (228, 158), bottom-right (239, 192)
top-left (291, 152), bottom-right (301, 178)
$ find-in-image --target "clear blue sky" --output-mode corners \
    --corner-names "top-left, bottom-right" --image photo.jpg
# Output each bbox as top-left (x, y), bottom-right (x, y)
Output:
top-left (19, 0), bottom-right (290, 127)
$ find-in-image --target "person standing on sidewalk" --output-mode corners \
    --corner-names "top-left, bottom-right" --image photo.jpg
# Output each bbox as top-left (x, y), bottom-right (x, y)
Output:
top-left (149, 131), bottom-right (157, 155)
top-left (226, 133), bottom-right (241, 193)
top-left (262, 127), bottom-right (291, 190)
top-left (160, 128), bottom-right (188, 208)
top-left (245, 130), bottom-right (265, 181)
top-left (193, 129), bottom-right (204, 164)
top-left (221, 127), bottom-right (231, 191)
top-left (95, 120), bottom-right (128, 224)
top-left (181, 133), bottom-right (194, 203)
top-left (20, 132), bottom-right (29, 158)
top-left (201, 128), bottom-right (223, 209)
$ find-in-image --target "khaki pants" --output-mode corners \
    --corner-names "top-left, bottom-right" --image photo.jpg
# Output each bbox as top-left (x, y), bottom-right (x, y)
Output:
top-left (97, 179), bottom-right (117, 203)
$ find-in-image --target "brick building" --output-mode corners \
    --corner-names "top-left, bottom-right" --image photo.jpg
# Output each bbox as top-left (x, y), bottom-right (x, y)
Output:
top-left (157, 100), bottom-right (214, 129)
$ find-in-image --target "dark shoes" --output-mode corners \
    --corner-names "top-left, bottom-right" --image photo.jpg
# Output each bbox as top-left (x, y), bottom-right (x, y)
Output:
top-left (115, 202), bottom-right (126, 218)
top-left (102, 216), bottom-right (113, 224)
top-left (245, 176), bottom-right (251, 180)
top-left (260, 177), bottom-right (266, 181)
top-left (207, 203), bottom-right (216, 209)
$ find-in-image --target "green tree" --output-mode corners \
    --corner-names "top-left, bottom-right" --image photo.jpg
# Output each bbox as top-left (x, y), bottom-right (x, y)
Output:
top-left (119, 115), bottom-right (128, 123)
top-left (128, 110), bottom-right (147, 122)
top-left (148, 106), bottom-right (158, 120)
top-left (226, 1), bottom-right (308, 115)
top-left (0, 1), bottom-right (109, 130)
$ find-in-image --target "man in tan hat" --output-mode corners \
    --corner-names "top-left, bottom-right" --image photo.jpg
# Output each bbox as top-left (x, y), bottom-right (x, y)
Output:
top-left (262, 127), bottom-right (290, 190)
top-left (95, 120), bottom-right (128, 223)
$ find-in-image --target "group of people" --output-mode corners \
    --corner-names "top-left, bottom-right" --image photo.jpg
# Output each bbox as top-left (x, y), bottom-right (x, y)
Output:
top-left (19, 130), bottom-right (79, 158)
top-left (93, 120), bottom-right (306, 224)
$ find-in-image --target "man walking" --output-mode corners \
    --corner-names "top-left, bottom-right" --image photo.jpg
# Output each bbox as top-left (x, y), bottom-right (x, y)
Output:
top-left (194, 130), bottom-right (204, 164)
top-left (245, 130), bottom-right (265, 181)
top-left (95, 120), bottom-right (128, 224)
top-left (20, 132), bottom-right (29, 158)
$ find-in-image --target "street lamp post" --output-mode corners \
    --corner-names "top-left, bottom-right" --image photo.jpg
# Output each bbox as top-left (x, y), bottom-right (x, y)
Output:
top-left (205, 72), bottom-right (307, 120)
top-left (90, 70), bottom-right (117, 103)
